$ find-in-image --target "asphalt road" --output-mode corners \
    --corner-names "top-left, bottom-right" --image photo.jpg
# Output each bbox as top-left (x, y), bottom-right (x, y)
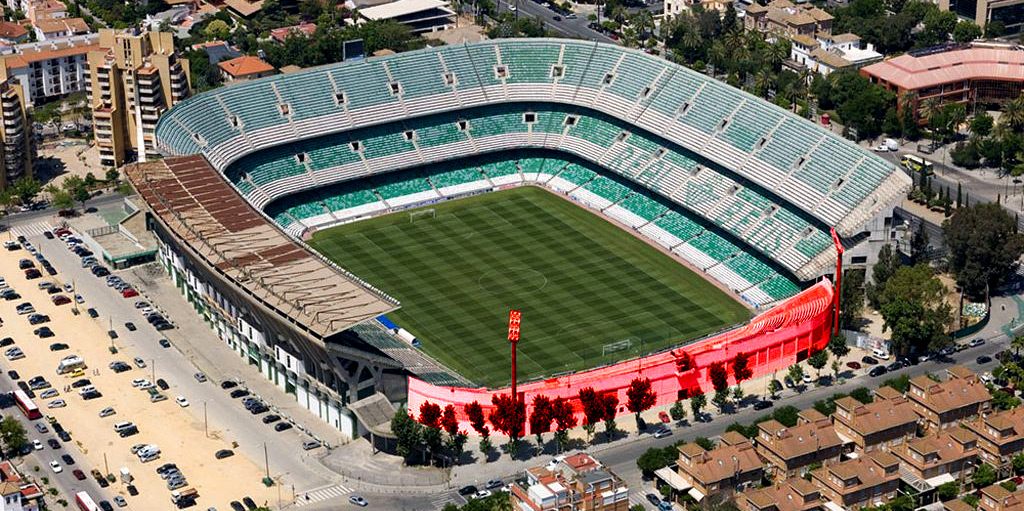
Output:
top-left (495, 0), bottom-right (617, 43)
top-left (599, 335), bottom-right (1011, 488)
top-left (1, 193), bottom-right (125, 229)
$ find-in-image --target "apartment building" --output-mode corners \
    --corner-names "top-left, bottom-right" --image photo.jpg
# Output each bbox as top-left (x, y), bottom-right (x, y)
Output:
top-left (946, 484), bottom-right (1024, 511)
top-left (0, 77), bottom-right (32, 190)
top-left (86, 28), bottom-right (190, 168)
top-left (906, 366), bottom-right (992, 431)
top-left (676, 431), bottom-right (764, 501)
top-left (755, 409), bottom-right (844, 478)
top-left (963, 407), bottom-right (1024, 474)
top-left (810, 452), bottom-right (901, 510)
top-left (510, 453), bottom-right (629, 511)
top-left (892, 428), bottom-right (979, 487)
top-left (740, 478), bottom-right (824, 511)
top-left (831, 392), bottom-right (919, 454)
top-left (0, 34), bottom-right (98, 105)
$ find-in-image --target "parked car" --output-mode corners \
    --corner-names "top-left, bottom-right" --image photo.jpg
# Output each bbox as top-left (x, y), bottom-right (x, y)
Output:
top-left (977, 355), bottom-right (993, 364)
top-left (215, 449), bottom-right (234, 459)
top-left (753, 399), bottom-right (774, 410)
top-left (869, 366), bottom-right (888, 377)
top-left (969, 337), bottom-right (986, 347)
top-left (861, 356), bottom-right (878, 365)
top-left (846, 361), bottom-right (861, 370)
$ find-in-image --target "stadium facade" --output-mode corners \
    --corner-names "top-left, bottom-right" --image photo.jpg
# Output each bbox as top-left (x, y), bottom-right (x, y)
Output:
top-left (133, 39), bottom-right (910, 436)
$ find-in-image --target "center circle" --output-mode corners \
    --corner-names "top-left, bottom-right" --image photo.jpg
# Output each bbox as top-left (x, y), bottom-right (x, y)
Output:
top-left (477, 267), bottom-right (548, 294)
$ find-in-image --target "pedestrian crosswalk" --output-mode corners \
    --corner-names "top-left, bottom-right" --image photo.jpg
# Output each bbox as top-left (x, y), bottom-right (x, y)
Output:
top-left (294, 484), bottom-right (353, 507)
top-left (10, 221), bottom-right (53, 238)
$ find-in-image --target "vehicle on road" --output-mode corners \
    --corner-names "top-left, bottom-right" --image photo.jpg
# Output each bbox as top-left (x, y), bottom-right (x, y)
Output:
top-left (970, 337), bottom-right (986, 347)
top-left (125, 322), bottom-right (136, 331)
top-left (47, 399), bottom-right (66, 408)
top-left (159, 339), bottom-right (171, 348)
top-left (49, 460), bottom-right (62, 473)
top-left (869, 366), bottom-right (888, 377)
top-left (262, 414), bottom-right (280, 424)
top-left (458, 485), bottom-right (478, 496)
top-left (846, 361), bottom-right (861, 370)
top-left (274, 422), bottom-right (293, 432)
top-left (99, 407), bottom-right (115, 417)
top-left (753, 400), bottom-right (774, 410)
top-left (861, 356), bottom-right (878, 365)
top-left (75, 491), bottom-right (98, 511)
top-left (175, 396), bottom-right (189, 407)
top-left (349, 495), bottom-right (368, 507)
top-left (977, 355), bottom-right (993, 364)
top-left (220, 380), bottom-right (237, 390)
top-left (133, 357), bottom-right (146, 368)
top-left (73, 469), bottom-right (86, 480)
top-left (194, 373), bottom-right (206, 383)
top-left (215, 449), bottom-right (234, 459)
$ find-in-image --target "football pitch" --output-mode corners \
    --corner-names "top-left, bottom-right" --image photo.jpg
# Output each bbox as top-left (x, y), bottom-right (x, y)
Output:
top-left (309, 186), bottom-right (750, 388)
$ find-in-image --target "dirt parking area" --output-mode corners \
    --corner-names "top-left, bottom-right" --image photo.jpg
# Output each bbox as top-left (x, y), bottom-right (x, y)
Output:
top-left (0, 241), bottom-right (277, 510)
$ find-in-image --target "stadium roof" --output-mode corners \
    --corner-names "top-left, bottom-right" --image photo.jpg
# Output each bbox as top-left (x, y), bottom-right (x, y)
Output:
top-left (124, 155), bottom-right (399, 340)
top-left (862, 46), bottom-right (1024, 91)
top-left (358, 0), bottom-right (453, 20)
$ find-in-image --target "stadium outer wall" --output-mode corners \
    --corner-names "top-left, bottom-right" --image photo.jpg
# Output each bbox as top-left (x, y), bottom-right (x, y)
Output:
top-left (407, 279), bottom-right (834, 431)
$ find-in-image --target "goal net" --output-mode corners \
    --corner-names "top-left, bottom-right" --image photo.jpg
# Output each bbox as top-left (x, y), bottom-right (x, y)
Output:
top-left (602, 339), bottom-right (634, 357)
top-left (409, 209), bottom-right (436, 223)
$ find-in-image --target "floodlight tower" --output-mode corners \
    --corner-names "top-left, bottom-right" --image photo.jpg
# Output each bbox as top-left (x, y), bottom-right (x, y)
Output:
top-left (508, 309), bottom-right (522, 404)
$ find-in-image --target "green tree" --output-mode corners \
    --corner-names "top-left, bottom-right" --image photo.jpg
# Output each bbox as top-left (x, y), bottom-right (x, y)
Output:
top-left (669, 400), bottom-right (687, 422)
top-left (690, 392), bottom-right (706, 421)
top-left (204, 19), bottom-right (231, 40)
top-left (867, 244), bottom-right (902, 308)
top-left (712, 388), bottom-right (730, 411)
top-left (62, 175), bottom-right (90, 209)
top-left (13, 176), bottom-right (41, 205)
top-left (389, 408), bottom-right (422, 462)
top-left (767, 379), bottom-right (782, 399)
top-left (47, 186), bottom-right (74, 211)
top-left (970, 112), bottom-right (994, 139)
top-left (1012, 453), bottom-right (1024, 475)
top-left (878, 264), bottom-right (952, 355)
top-left (839, 269), bottom-right (865, 329)
top-left (952, 21), bottom-right (982, 43)
top-left (808, 350), bottom-right (829, 379)
top-left (787, 364), bottom-right (805, 388)
top-left (829, 333), bottom-right (851, 359)
top-left (0, 417), bottom-right (27, 455)
top-left (937, 481), bottom-right (959, 501)
top-left (973, 463), bottom-right (997, 488)
top-left (944, 203), bottom-right (1024, 298)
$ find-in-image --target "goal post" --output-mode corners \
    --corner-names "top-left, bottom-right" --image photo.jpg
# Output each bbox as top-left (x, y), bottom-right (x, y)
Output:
top-left (602, 338), bottom-right (633, 357)
top-left (409, 209), bottom-right (436, 223)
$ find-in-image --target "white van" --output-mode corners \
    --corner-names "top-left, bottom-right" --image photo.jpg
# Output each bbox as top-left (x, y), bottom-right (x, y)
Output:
top-left (113, 421), bottom-right (135, 432)
top-left (56, 356), bottom-right (86, 375)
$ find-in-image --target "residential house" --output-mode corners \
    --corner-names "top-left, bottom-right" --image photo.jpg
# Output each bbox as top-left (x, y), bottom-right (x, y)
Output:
top-left (33, 17), bottom-right (89, 41)
top-left (892, 428), bottom-right (978, 490)
top-left (269, 22), bottom-right (316, 43)
top-left (755, 409), bottom-right (844, 478)
top-left (743, 0), bottom-right (833, 39)
top-left (906, 366), bottom-right (992, 431)
top-left (740, 478), bottom-right (824, 511)
top-left (945, 484), bottom-right (1024, 511)
top-left (217, 55), bottom-right (275, 82)
top-left (0, 34), bottom-right (99, 105)
top-left (789, 32), bottom-right (883, 76)
top-left (831, 392), bottom-right (918, 454)
top-left (0, 460), bottom-right (43, 511)
top-left (963, 407), bottom-right (1024, 475)
top-left (811, 452), bottom-right (901, 510)
top-left (675, 431), bottom-right (764, 502)
top-left (0, 22), bottom-right (28, 45)
top-left (510, 453), bottom-right (630, 511)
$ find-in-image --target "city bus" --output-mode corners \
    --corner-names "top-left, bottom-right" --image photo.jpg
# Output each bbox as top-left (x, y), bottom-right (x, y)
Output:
top-left (901, 154), bottom-right (934, 175)
top-left (13, 389), bottom-right (41, 420)
top-left (75, 491), bottom-right (99, 511)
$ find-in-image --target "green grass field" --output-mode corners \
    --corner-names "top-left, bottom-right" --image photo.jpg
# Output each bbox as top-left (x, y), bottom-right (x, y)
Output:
top-left (309, 187), bottom-right (750, 388)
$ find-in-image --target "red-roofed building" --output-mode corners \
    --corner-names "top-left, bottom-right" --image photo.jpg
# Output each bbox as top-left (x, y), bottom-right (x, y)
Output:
top-left (861, 43), bottom-right (1024, 123)
top-left (270, 22), bottom-right (317, 43)
top-left (218, 55), bottom-right (275, 82)
top-left (0, 22), bottom-right (29, 45)
top-left (0, 461), bottom-right (43, 511)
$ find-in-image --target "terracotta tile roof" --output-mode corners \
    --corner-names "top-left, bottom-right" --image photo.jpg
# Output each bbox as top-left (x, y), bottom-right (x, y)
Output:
top-left (815, 451), bottom-right (899, 490)
top-left (218, 55), bottom-right (274, 77)
top-left (0, 22), bottom-right (27, 40)
top-left (895, 429), bottom-right (978, 472)
top-left (862, 46), bottom-right (1024, 92)
top-left (908, 370), bottom-right (991, 415)
top-left (758, 418), bottom-right (843, 460)
top-left (0, 481), bottom-right (18, 497)
top-left (742, 478), bottom-right (822, 511)
top-left (223, 0), bottom-right (265, 16)
top-left (680, 438), bottom-right (761, 485)
top-left (0, 39), bottom-right (99, 70)
top-left (270, 22), bottom-right (316, 42)
top-left (875, 386), bottom-right (903, 401)
top-left (35, 17), bottom-right (89, 34)
top-left (976, 483), bottom-right (1024, 511)
top-left (833, 395), bottom-right (918, 436)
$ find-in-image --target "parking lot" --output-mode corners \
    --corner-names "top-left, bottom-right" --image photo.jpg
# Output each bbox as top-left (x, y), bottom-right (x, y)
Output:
top-left (0, 232), bottom-right (278, 510)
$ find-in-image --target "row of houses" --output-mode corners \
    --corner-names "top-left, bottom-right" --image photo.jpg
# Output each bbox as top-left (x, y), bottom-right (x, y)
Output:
top-left (654, 366), bottom-right (1023, 510)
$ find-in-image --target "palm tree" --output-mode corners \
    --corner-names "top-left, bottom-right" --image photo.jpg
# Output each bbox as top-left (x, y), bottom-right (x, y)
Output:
top-left (765, 40), bottom-right (789, 71)
top-left (754, 69), bottom-right (774, 98)
top-left (1001, 93), bottom-right (1024, 131)
top-left (631, 10), bottom-right (654, 43)
top-left (1013, 335), bottom-right (1024, 356)
top-left (919, 98), bottom-right (942, 126)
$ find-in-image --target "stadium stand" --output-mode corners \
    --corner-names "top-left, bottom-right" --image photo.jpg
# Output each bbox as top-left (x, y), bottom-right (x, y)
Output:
top-left (156, 38), bottom-right (909, 293)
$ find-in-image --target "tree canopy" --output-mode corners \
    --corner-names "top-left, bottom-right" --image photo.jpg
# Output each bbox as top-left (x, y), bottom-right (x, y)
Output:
top-left (877, 264), bottom-right (952, 355)
top-left (944, 202), bottom-right (1024, 298)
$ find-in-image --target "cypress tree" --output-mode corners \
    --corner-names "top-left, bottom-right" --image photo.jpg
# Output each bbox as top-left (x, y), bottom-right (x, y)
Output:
top-left (956, 182), bottom-right (962, 208)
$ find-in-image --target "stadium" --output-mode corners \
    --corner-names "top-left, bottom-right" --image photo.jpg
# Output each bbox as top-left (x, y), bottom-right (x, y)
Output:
top-left (128, 38), bottom-right (910, 436)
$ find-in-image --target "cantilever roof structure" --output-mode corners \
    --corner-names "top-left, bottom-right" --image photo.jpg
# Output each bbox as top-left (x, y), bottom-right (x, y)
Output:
top-left (862, 46), bottom-right (1024, 91)
top-left (125, 155), bottom-right (399, 339)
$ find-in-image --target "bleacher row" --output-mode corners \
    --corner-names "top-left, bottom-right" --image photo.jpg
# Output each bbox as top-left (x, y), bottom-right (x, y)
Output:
top-left (155, 39), bottom-right (910, 240)
top-left (264, 155), bottom-right (800, 307)
top-left (227, 105), bottom-right (834, 279)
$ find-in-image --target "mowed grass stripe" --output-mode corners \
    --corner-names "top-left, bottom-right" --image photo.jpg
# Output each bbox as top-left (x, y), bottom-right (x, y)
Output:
top-left (309, 186), bottom-right (750, 387)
